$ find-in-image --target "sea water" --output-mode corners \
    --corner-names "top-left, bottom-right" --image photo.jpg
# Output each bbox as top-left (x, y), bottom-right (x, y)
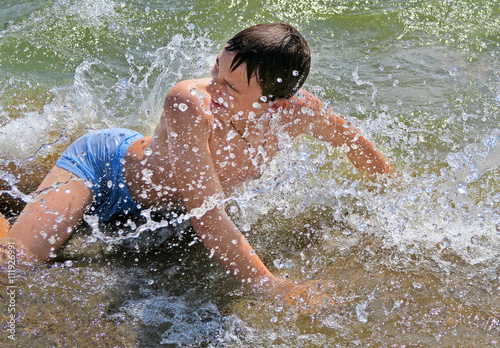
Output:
top-left (0, 0), bottom-right (499, 346)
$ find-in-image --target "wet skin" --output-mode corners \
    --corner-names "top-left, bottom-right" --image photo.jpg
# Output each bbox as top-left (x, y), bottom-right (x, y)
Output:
top-left (4, 48), bottom-right (392, 297)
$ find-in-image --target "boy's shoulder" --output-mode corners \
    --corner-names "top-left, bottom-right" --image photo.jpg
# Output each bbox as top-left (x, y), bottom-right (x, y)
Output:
top-left (289, 89), bottom-right (322, 108)
top-left (165, 79), bottom-right (210, 114)
top-left (163, 78), bottom-right (213, 122)
top-left (283, 89), bottom-right (324, 122)
top-left (166, 78), bottom-right (210, 102)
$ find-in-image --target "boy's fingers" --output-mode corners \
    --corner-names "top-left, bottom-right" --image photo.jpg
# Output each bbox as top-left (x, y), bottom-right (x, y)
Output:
top-left (280, 280), bottom-right (336, 312)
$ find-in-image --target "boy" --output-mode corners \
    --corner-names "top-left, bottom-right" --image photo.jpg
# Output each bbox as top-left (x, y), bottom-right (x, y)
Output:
top-left (1, 23), bottom-right (391, 295)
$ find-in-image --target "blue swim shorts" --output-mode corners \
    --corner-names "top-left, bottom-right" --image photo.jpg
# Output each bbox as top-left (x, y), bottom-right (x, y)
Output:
top-left (56, 128), bottom-right (144, 222)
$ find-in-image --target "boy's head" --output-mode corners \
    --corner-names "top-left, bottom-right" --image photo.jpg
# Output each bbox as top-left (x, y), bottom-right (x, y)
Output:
top-left (226, 23), bottom-right (311, 101)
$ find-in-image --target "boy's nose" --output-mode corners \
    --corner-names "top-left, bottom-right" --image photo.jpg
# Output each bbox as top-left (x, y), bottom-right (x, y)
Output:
top-left (207, 80), bottom-right (225, 96)
top-left (206, 80), bottom-right (217, 95)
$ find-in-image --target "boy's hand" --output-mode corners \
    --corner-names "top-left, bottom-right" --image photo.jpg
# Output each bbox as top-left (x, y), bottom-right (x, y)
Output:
top-left (276, 279), bottom-right (336, 313)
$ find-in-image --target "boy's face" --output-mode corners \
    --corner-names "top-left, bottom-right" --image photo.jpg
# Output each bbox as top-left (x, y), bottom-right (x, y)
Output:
top-left (208, 48), bottom-right (270, 117)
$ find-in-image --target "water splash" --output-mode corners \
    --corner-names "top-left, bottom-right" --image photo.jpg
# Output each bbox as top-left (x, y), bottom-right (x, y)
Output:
top-left (119, 295), bottom-right (225, 346)
top-left (1, 0), bottom-right (499, 346)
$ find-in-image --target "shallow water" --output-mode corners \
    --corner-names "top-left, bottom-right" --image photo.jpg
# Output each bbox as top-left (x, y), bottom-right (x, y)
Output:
top-left (1, 0), bottom-right (499, 346)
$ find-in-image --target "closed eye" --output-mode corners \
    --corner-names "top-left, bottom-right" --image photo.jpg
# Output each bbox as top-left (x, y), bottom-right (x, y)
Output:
top-left (215, 55), bottom-right (239, 93)
top-left (226, 81), bottom-right (238, 92)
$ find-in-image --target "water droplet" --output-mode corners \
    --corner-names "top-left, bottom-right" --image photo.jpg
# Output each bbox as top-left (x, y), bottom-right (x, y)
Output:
top-left (300, 106), bottom-right (314, 116)
top-left (259, 96), bottom-right (267, 103)
top-left (270, 316), bottom-right (278, 323)
top-left (356, 302), bottom-right (369, 323)
top-left (64, 260), bottom-right (73, 267)
top-left (107, 180), bottom-right (113, 188)
top-left (252, 102), bottom-right (261, 109)
top-left (242, 223), bottom-right (251, 232)
top-left (276, 78), bottom-right (282, 83)
top-left (292, 70), bottom-right (299, 76)
top-left (273, 259), bottom-right (284, 269)
top-left (186, 23), bottom-right (195, 30)
top-left (170, 132), bottom-right (178, 138)
top-left (178, 103), bottom-right (188, 112)
top-left (443, 236), bottom-right (452, 248)
top-left (456, 183), bottom-right (467, 195)
top-left (226, 130), bottom-right (238, 141)
top-left (231, 239), bottom-right (238, 245)
top-left (471, 235), bottom-right (479, 244)
top-left (148, 279), bottom-right (154, 285)
top-left (48, 236), bottom-right (56, 245)
top-left (448, 67), bottom-right (459, 77)
top-left (144, 147), bottom-right (153, 156)
top-left (249, 249), bottom-right (255, 256)
top-left (412, 282), bottom-right (423, 290)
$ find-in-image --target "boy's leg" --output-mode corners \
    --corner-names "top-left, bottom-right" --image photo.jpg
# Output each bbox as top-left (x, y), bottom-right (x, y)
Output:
top-left (0, 213), bottom-right (10, 238)
top-left (6, 165), bottom-right (93, 261)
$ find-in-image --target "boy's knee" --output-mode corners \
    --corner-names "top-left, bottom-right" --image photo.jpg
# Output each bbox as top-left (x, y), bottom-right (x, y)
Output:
top-left (0, 213), bottom-right (10, 238)
top-left (0, 237), bottom-right (39, 265)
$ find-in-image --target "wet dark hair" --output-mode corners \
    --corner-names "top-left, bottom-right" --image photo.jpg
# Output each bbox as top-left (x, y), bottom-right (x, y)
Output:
top-left (226, 22), bottom-right (311, 101)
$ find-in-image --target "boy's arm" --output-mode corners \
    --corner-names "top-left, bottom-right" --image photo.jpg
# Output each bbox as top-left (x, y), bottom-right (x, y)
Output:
top-left (300, 93), bottom-right (392, 180)
top-left (155, 86), bottom-right (285, 292)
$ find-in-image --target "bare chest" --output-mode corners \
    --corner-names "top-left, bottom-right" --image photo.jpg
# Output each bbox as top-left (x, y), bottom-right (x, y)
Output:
top-left (208, 120), bottom-right (278, 189)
